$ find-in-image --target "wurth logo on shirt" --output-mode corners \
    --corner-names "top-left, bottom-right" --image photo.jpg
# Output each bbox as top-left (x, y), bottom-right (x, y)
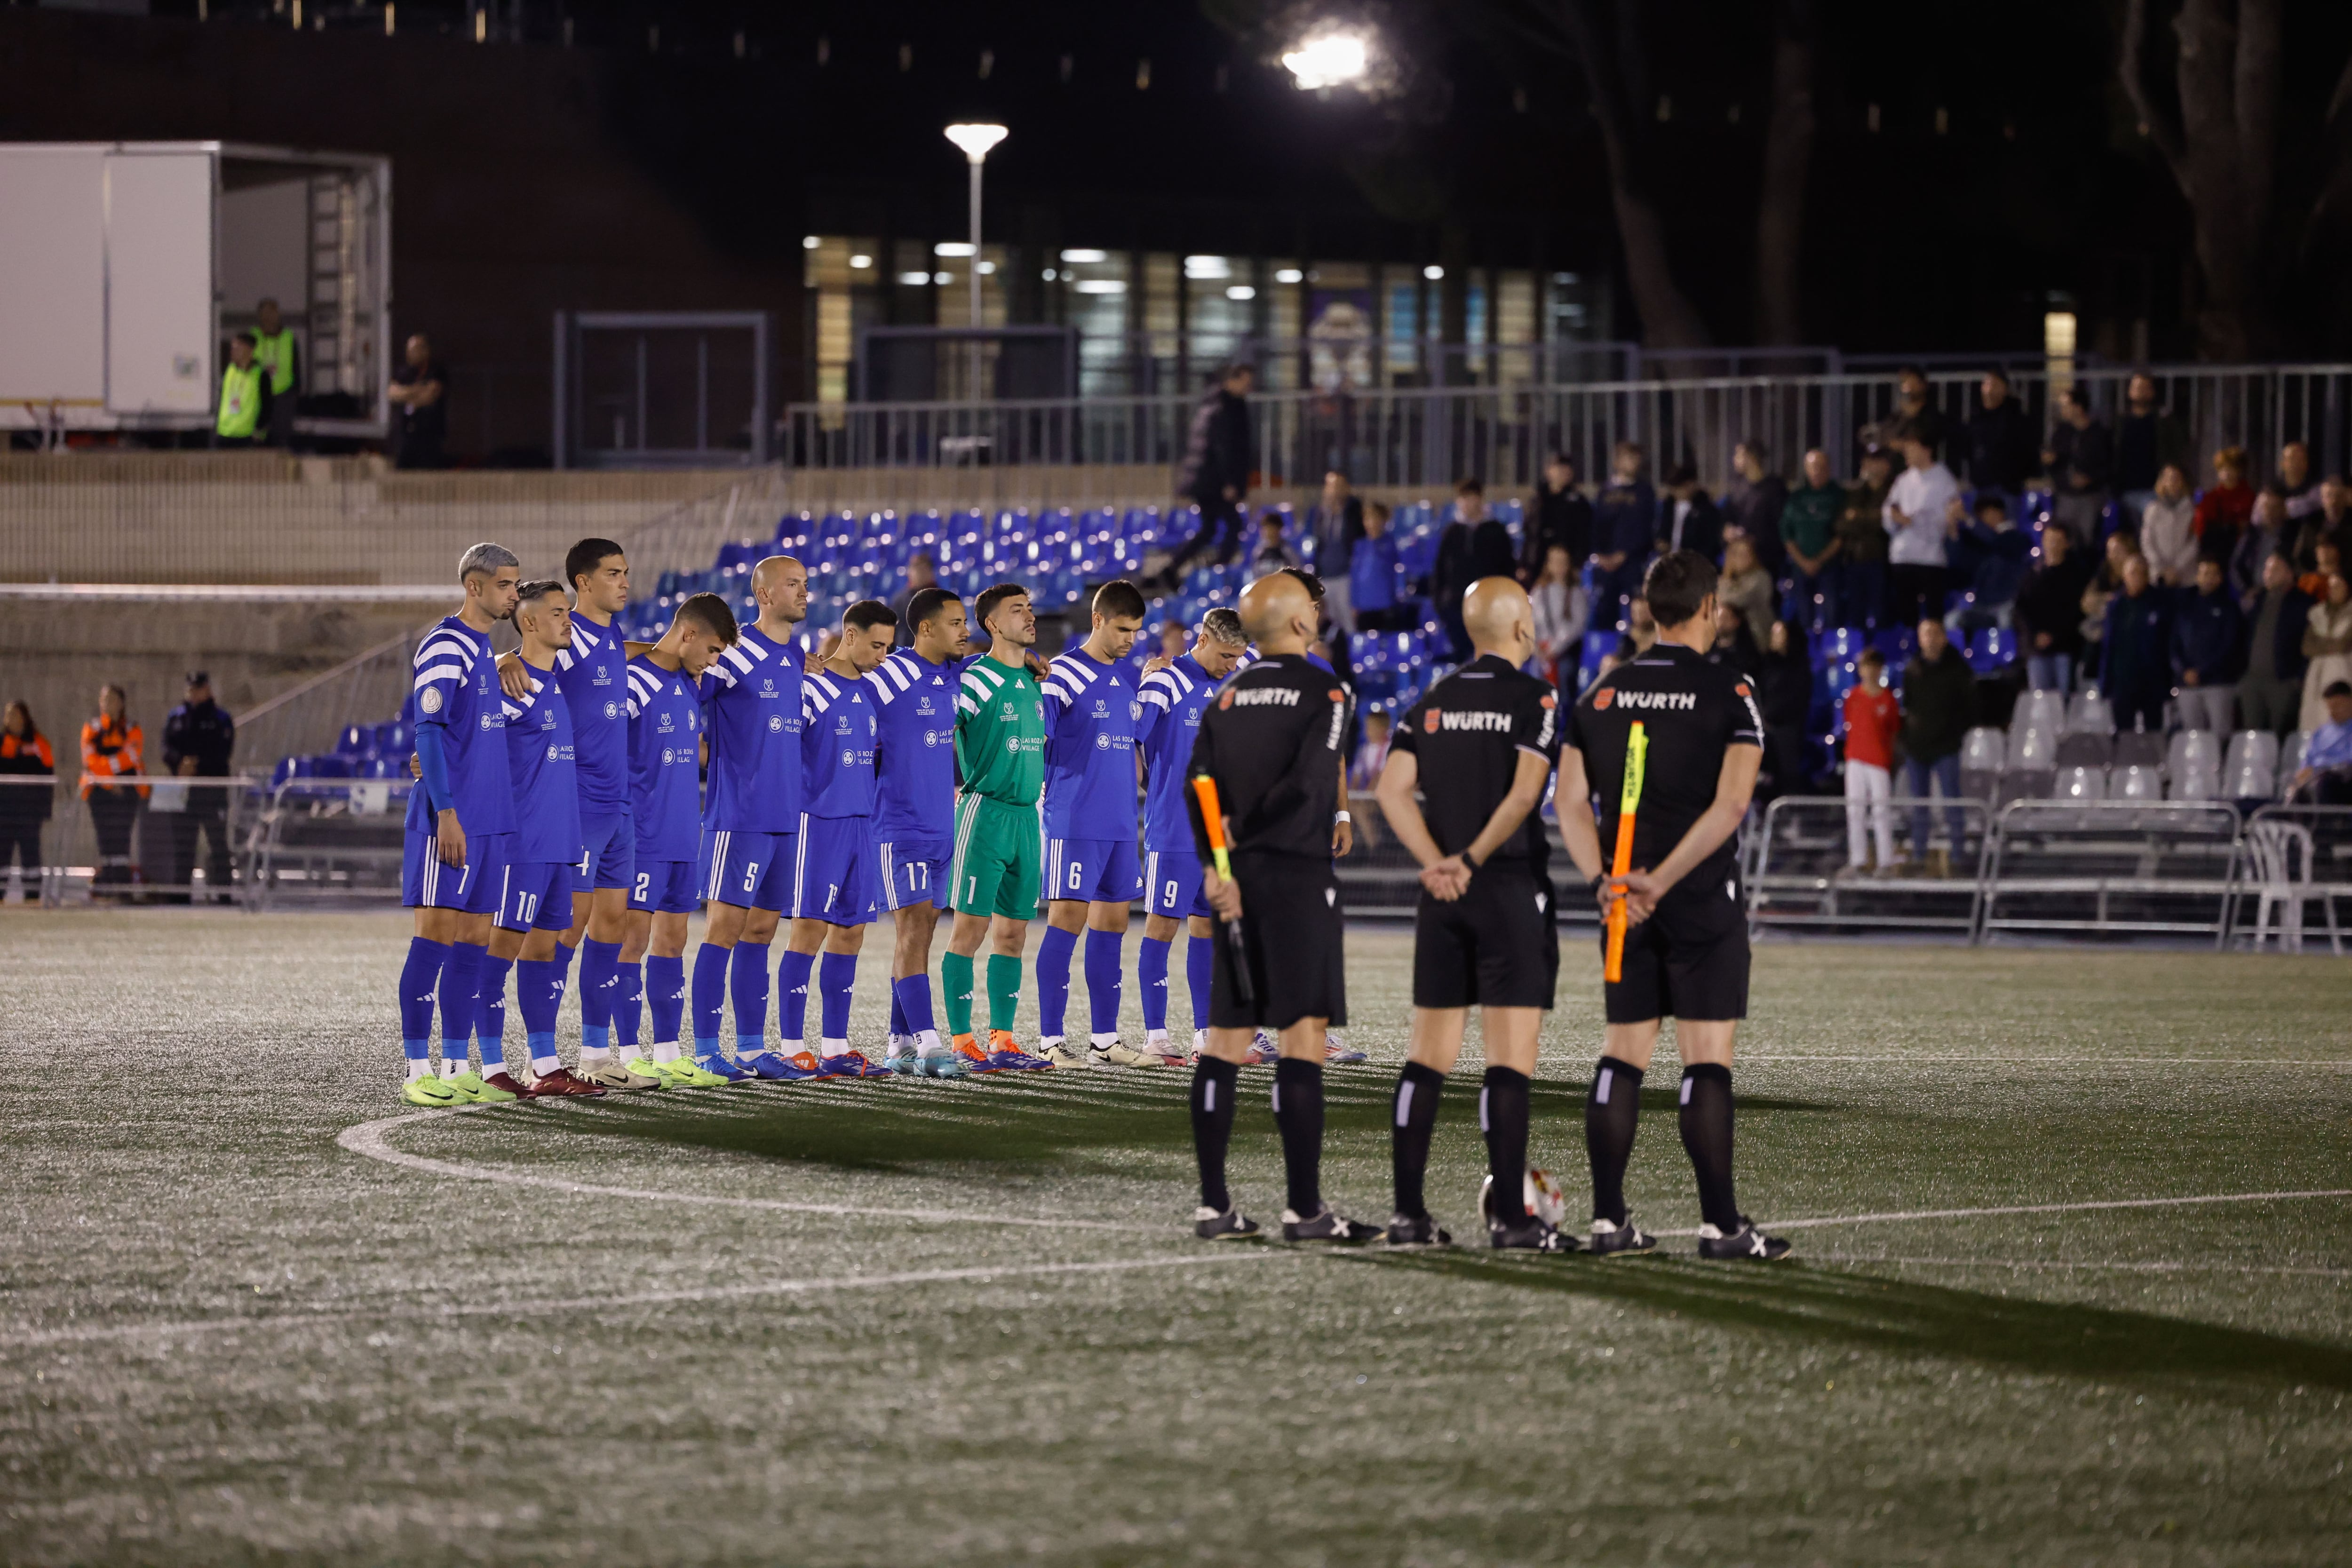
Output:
top-left (1596, 689), bottom-right (1698, 712)
top-left (1427, 710), bottom-right (1514, 732)
top-left (1222, 687), bottom-right (1301, 708)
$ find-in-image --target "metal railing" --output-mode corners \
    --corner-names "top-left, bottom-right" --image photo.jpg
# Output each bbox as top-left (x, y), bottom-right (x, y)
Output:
top-left (1748, 796), bottom-right (1993, 935)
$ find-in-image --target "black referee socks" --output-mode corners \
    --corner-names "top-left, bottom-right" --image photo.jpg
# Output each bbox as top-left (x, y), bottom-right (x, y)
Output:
top-left (1479, 1067), bottom-right (1531, 1223)
top-left (1189, 1057), bottom-right (1240, 1212)
top-left (1272, 1057), bottom-right (1326, 1217)
top-left (1678, 1063), bottom-right (1740, 1232)
top-left (1584, 1055), bottom-right (1645, 1226)
top-left (1390, 1060), bottom-right (1446, 1218)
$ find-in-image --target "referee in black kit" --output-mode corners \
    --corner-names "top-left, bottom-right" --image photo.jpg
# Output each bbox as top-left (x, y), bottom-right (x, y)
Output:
top-left (1375, 576), bottom-right (1571, 1252)
top-left (1185, 573), bottom-right (1383, 1245)
top-left (1558, 548), bottom-right (1790, 1261)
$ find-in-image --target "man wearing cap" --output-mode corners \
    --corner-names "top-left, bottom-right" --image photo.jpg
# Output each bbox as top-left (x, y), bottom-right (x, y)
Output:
top-left (161, 672), bottom-right (237, 904)
top-left (2290, 681), bottom-right (2352, 804)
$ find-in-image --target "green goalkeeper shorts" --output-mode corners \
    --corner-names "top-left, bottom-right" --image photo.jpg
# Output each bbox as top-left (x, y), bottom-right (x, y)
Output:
top-left (949, 794), bottom-right (1041, 921)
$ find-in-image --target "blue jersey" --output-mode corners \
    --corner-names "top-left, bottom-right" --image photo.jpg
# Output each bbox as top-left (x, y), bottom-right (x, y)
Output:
top-left (867, 648), bottom-right (961, 839)
top-left (699, 624), bottom-right (805, 833)
top-left (1040, 646), bottom-right (1141, 839)
top-left (625, 653), bottom-right (703, 862)
top-left (799, 666), bottom-right (880, 819)
top-left (1134, 654), bottom-right (1220, 851)
top-left (553, 613), bottom-right (629, 813)
top-left (500, 668), bottom-right (583, 865)
top-left (404, 614), bottom-right (515, 836)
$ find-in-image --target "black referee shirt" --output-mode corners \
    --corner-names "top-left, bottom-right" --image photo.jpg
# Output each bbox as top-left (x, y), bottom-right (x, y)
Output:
top-left (1186, 653), bottom-right (1350, 859)
top-left (1391, 654), bottom-right (1560, 868)
top-left (1563, 641), bottom-right (1763, 880)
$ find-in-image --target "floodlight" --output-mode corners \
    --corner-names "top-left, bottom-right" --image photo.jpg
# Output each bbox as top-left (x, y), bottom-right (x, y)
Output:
top-left (1281, 30), bottom-right (1368, 91)
top-left (1423, 265), bottom-right (1445, 281)
top-left (1060, 248), bottom-right (1109, 264)
top-left (935, 242), bottom-right (977, 257)
top-left (1226, 286), bottom-right (1256, 302)
top-left (943, 123), bottom-right (1009, 163)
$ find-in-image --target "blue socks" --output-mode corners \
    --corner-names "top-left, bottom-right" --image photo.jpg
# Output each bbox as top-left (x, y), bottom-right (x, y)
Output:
top-left (691, 943), bottom-right (731, 1056)
top-left (578, 938), bottom-right (621, 1053)
top-left (613, 959), bottom-right (644, 1051)
top-left (517, 956), bottom-right (561, 1073)
top-left (1036, 924), bottom-right (1078, 1038)
top-left (401, 937), bottom-right (449, 1065)
top-left (475, 952), bottom-right (513, 1075)
top-left (893, 973), bottom-right (937, 1038)
top-left (777, 948), bottom-right (815, 1049)
top-left (440, 940), bottom-right (483, 1071)
top-left (818, 951), bottom-right (857, 1045)
top-left (1186, 934), bottom-right (1214, 1036)
top-left (1084, 927), bottom-right (1123, 1036)
top-left (646, 953), bottom-right (686, 1051)
top-left (1137, 934), bottom-right (1171, 1035)
top-left (730, 939), bottom-right (771, 1056)
top-left (889, 985), bottom-right (908, 1039)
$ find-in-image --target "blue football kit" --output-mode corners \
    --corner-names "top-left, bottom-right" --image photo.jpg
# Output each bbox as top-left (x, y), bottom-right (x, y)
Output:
top-left (867, 647), bottom-right (963, 912)
top-left (625, 653), bottom-right (704, 915)
top-left (794, 667), bottom-right (880, 925)
top-left (1134, 653), bottom-right (1221, 920)
top-left (553, 613), bottom-right (634, 892)
top-left (1040, 645), bottom-right (1143, 903)
top-left (495, 669), bottom-right (583, 932)
top-left (698, 624), bottom-right (805, 911)
top-left (401, 614), bottom-right (516, 915)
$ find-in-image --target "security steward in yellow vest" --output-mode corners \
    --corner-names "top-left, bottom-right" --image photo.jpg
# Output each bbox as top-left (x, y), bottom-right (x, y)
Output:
top-left (215, 331), bottom-right (269, 449)
top-left (254, 297), bottom-right (300, 447)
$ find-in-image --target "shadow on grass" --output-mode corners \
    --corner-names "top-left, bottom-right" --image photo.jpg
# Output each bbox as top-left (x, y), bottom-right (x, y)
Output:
top-left (1345, 1250), bottom-right (2352, 1393)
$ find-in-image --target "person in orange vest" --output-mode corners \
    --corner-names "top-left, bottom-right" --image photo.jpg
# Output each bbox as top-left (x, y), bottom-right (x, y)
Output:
top-left (80, 683), bottom-right (147, 899)
top-left (1, 700), bottom-right (55, 902)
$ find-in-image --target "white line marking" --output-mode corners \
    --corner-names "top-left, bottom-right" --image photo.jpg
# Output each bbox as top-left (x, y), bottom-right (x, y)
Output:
top-left (1651, 1188), bottom-right (2352, 1239)
top-left (1741, 1056), bottom-right (2352, 1067)
top-left (337, 1106), bottom-right (1136, 1231)
top-left (11, 1253), bottom-right (1284, 1348)
top-left (1809, 1256), bottom-right (2352, 1279)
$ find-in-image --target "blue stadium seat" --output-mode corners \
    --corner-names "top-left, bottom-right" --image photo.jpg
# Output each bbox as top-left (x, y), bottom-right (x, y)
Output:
top-left (334, 724), bottom-right (371, 756)
top-left (373, 720), bottom-right (411, 756)
top-left (308, 754), bottom-right (352, 779)
top-left (1967, 625), bottom-right (2019, 673)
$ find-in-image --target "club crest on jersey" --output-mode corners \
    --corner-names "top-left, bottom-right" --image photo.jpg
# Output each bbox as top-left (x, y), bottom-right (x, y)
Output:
top-left (1130, 701), bottom-right (1144, 720)
top-left (418, 687), bottom-right (444, 715)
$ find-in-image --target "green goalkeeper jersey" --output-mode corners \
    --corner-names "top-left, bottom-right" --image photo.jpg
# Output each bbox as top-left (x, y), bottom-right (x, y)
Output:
top-left (954, 654), bottom-right (1046, 807)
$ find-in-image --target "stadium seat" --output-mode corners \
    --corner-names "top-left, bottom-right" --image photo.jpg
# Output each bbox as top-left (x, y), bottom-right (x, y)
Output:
top-left (2054, 732), bottom-right (2113, 769)
top-left (2065, 690), bottom-right (2113, 734)
top-left (335, 724), bottom-right (371, 756)
top-left (2172, 762), bottom-right (2223, 801)
top-left (2113, 730), bottom-right (2166, 773)
top-left (2012, 689), bottom-right (2066, 737)
top-left (1965, 625), bottom-right (2018, 673)
top-left (1961, 726), bottom-right (2007, 772)
top-left (2114, 764), bottom-right (2163, 801)
top-left (1994, 768), bottom-right (2050, 806)
top-left (308, 754), bottom-right (352, 779)
top-left (2012, 725), bottom-right (2059, 771)
top-left (2168, 729), bottom-right (2219, 780)
top-left (2053, 764), bottom-right (2106, 802)
top-left (2223, 732), bottom-right (2278, 799)
top-left (2280, 732), bottom-right (2310, 793)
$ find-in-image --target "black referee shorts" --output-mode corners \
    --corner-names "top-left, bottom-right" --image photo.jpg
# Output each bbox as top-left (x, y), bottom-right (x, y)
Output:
top-left (1601, 860), bottom-right (1749, 1025)
top-left (1413, 862), bottom-right (1560, 1010)
top-left (1208, 851), bottom-right (1348, 1032)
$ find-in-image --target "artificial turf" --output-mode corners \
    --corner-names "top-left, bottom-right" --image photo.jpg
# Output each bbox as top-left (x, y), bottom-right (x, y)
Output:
top-left (3, 909), bottom-right (2348, 1566)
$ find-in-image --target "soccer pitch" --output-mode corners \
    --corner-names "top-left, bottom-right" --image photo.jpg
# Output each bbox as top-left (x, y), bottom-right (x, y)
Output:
top-left (5, 913), bottom-right (2350, 1567)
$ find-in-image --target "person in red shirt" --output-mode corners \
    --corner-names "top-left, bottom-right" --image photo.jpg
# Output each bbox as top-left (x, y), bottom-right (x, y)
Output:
top-left (2192, 446), bottom-right (2256, 562)
top-left (1842, 649), bottom-right (1900, 872)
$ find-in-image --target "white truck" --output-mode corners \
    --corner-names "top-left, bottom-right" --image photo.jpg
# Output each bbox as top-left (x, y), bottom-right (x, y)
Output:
top-left (0, 141), bottom-right (391, 443)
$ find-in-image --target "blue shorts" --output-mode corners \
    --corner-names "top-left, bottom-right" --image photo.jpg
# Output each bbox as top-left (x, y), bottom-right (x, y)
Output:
top-left (576, 809), bottom-right (636, 892)
top-left (876, 836), bottom-right (952, 912)
top-left (1046, 835), bottom-right (1143, 905)
top-left (402, 828), bottom-right (513, 915)
top-left (1143, 847), bottom-right (1211, 920)
top-left (630, 858), bottom-right (700, 915)
top-left (793, 814), bottom-right (876, 924)
top-left (701, 828), bottom-right (794, 912)
top-left (496, 859), bottom-right (575, 932)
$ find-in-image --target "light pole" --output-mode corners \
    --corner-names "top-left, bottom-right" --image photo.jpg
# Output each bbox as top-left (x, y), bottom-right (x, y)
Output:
top-left (943, 123), bottom-right (1008, 400)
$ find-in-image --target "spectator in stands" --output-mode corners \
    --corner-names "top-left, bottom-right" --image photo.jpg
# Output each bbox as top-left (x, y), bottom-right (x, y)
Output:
top-left (2301, 540), bottom-right (2344, 603)
top-left (2288, 681), bottom-right (2352, 804)
top-left (80, 683), bottom-right (146, 900)
top-left (1591, 442), bottom-right (1656, 630)
top-left (1246, 513), bottom-right (1300, 582)
top-left (2140, 464), bottom-right (2199, 587)
top-left (254, 297), bottom-right (300, 450)
top-left (0, 700), bottom-right (53, 903)
top-left (1722, 440), bottom-right (1787, 577)
top-left (1883, 435), bottom-right (1960, 629)
top-left (1899, 620), bottom-right (1975, 879)
top-left (2238, 551), bottom-right (2312, 736)
top-left (1758, 619), bottom-right (1813, 800)
top-left (2114, 373), bottom-right (2190, 523)
top-left (1836, 446), bottom-right (1895, 627)
top-left (1350, 709), bottom-right (1393, 794)
top-left (1657, 462), bottom-right (1724, 563)
top-left (1707, 601), bottom-right (1762, 676)
top-left (2040, 386), bottom-right (2113, 549)
top-left (1964, 366), bottom-right (2037, 517)
top-left (890, 552), bottom-right (938, 645)
top-left (2100, 554), bottom-right (2175, 733)
top-left (2232, 487), bottom-right (2292, 598)
top-left (1430, 478), bottom-right (1515, 660)
top-left (1718, 535), bottom-right (1776, 650)
top-left (2278, 441), bottom-right (2319, 523)
top-left (1522, 453), bottom-right (1592, 584)
top-left (1349, 501), bottom-right (1411, 633)
top-left (212, 332), bottom-right (269, 449)
top-left (1843, 649), bottom-right (1900, 873)
top-left (1944, 493), bottom-right (2032, 637)
top-left (1310, 470), bottom-right (1364, 631)
top-left (1886, 365), bottom-right (1947, 458)
top-left (2292, 477), bottom-right (2349, 574)
top-left (1159, 362), bottom-right (1256, 586)
top-left (2015, 522), bottom-right (2094, 692)
top-left (160, 671), bottom-right (236, 906)
top-left (1780, 447), bottom-right (1844, 628)
top-left (1158, 620), bottom-right (1189, 663)
top-left (2171, 558), bottom-right (2244, 736)
top-left (1625, 595), bottom-right (1658, 657)
top-left (2301, 572), bottom-right (2352, 733)
top-left (2194, 446), bottom-right (2255, 561)
top-left (1529, 544), bottom-right (1588, 690)
top-left (386, 334), bottom-right (448, 470)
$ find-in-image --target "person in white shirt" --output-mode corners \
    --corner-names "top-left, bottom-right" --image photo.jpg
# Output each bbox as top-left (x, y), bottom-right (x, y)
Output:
top-left (1528, 543), bottom-right (1589, 689)
top-left (2138, 464), bottom-right (2199, 587)
top-left (1883, 435), bottom-right (1961, 629)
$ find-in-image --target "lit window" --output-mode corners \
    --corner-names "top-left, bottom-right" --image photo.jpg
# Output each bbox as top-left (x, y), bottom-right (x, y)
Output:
top-left (1423, 265), bottom-right (1445, 281)
top-left (1060, 248), bottom-right (1108, 264)
top-left (898, 271), bottom-right (932, 286)
top-left (1275, 268), bottom-right (1303, 285)
top-left (1074, 279), bottom-right (1127, 295)
top-left (935, 241), bottom-right (977, 257)
top-left (849, 254), bottom-right (872, 269)
top-left (1226, 285), bottom-right (1256, 301)
top-left (802, 235), bottom-right (821, 250)
top-left (1184, 255), bottom-right (1231, 279)
top-left (933, 271), bottom-right (954, 286)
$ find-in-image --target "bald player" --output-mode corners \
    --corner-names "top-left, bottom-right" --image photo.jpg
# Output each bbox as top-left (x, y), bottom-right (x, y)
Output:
top-left (1185, 572), bottom-right (1380, 1243)
top-left (1375, 575), bottom-right (1568, 1250)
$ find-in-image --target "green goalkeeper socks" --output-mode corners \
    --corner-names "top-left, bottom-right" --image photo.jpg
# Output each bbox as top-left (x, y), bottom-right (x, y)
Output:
top-left (941, 951), bottom-right (976, 1037)
top-left (986, 954), bottom-right (1023, 1034)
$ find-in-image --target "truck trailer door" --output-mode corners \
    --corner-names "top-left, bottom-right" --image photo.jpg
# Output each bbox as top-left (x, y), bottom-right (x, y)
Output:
top-left (103, 149), bottom-right (215, 420)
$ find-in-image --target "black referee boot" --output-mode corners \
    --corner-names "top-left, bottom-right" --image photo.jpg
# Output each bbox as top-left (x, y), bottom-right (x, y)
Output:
top-left (1696, 1217), bottom-right (1792, 1261)
top-left (1281, 1206), bottom-right (1383, 1244)
top-left (1193, 1204), bottom-right (1263, 1241)
top-left (1586, 1216), bottom-right (1658, 1258)
top-left (1383, 1212), bottom-right (1453, 1247)
top-left (1489, 1214), bottom-right (1575, 1253)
